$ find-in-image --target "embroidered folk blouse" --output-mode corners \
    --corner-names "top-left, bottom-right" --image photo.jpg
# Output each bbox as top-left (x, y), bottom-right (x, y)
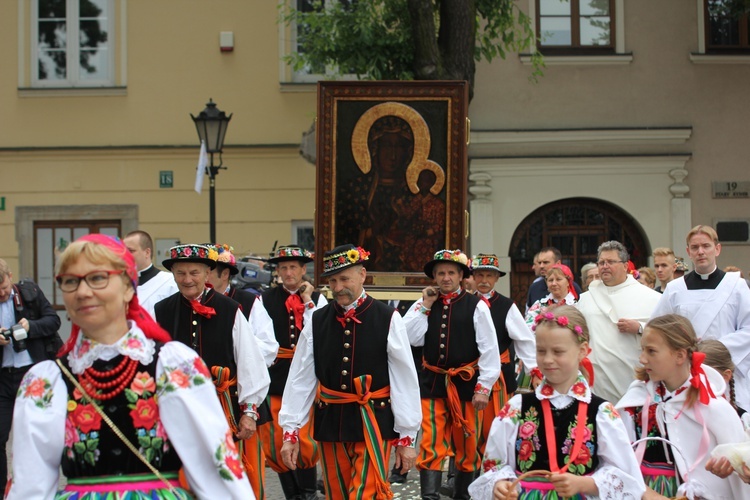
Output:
top-left (7, 322), bottom-right (255, 500)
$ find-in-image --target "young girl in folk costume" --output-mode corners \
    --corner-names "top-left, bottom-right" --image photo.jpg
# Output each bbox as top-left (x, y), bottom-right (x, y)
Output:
top-left (698, 339), bottom-right (750, 430)
top-left (469, 306), bottom-right (645, 500)
top-left (616, 314), bottom-right (750, 499)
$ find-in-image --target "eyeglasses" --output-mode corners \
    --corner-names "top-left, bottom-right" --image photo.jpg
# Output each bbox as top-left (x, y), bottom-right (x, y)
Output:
top-left (55, 270), bottom-right (125, 293)
top-left (596, 260), bottom-right (624, 268)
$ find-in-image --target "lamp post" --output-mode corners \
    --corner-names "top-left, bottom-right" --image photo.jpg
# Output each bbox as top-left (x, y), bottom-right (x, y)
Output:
top-left (191, 98), bottom-right (232, 243)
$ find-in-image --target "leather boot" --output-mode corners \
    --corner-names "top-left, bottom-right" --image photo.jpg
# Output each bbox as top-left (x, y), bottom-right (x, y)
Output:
top-left (452, 470), bottom-right (478, 499)
top-left (277, 470), bottom-right (301, 500)
top-left (295, 466), bottom-right (319, 500)
top-left (419, 469), bottom-right (442, 500)
top-left (439, 456), bottom-right (456, 496)
top-left (388, 463), bottom-right (409, 484)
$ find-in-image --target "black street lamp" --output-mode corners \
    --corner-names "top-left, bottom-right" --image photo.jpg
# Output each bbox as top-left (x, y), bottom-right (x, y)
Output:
top-left (191, 98), bottom-right (232, 243)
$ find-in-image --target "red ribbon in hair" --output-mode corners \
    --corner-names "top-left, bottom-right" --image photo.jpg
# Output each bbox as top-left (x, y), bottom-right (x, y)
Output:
top-left (58, 234), bottom-right (172, 357)
top-left (690, 351), bottom-right (716, 405)
top-left (580, 347), bottom-right (595, 387)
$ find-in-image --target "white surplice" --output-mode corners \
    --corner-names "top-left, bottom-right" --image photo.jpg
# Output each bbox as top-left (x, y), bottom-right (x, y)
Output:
top-left (575, 276), bottom-right (662, 403)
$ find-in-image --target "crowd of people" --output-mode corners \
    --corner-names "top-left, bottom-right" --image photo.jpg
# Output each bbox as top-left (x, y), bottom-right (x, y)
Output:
top-left (0, 223), bottom-right (749, 499)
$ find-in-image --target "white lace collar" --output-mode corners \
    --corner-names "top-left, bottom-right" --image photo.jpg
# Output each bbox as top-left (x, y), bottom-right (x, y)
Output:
top-left (67, 320), bottom-right (156, 374)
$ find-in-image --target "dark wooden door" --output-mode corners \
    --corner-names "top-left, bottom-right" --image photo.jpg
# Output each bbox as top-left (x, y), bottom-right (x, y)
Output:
top-left (508, 198), bottom-right (649, 307)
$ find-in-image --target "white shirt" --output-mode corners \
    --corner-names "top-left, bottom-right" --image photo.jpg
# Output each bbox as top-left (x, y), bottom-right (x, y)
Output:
top-left (137, 267), bottom-right (178, 318)
top-left (230, 308), bottom-right (271, 410)
top-left (481, 291), bottom-right (537, 372)
top-left (278, 292), bottom-right (421, 441)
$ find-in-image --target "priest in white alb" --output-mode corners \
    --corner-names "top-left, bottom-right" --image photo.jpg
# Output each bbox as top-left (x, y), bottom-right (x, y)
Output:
top-left (651, 225), bottom-right (750, 409)
top-left (576, 240), bottom-right (662, 403)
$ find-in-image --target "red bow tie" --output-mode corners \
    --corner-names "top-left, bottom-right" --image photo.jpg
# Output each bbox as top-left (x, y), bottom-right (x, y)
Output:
top-left (285, 293), bottom-right (305, 331)
top-left (191, 300), bottom-right (216, 319)
top-left (336, 308), bottom-right (361, 328)
top-left (440, 291), bottom-right (459, 305)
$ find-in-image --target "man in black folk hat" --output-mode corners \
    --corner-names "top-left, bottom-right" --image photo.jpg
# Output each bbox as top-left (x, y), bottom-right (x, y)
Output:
top-left (279, 244), bottom-right (421, 499)
top-left (470, 253), bottom-right (538, 455)
top-left (206, 243), bottom-right (279, 498)
top-left (257, 245), bottom-right (326, 500)
top-left (153, 244), bottom-right (270, 495)
top-left (404, 249), bottom-right (501, 500)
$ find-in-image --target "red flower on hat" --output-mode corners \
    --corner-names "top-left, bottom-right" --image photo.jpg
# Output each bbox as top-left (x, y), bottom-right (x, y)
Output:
top-left (183, 247), bottom-right (193, 257)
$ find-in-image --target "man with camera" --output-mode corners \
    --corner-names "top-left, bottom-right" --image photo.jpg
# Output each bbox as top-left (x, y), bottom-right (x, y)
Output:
top-left (0, 258), bottom-right (61, 492)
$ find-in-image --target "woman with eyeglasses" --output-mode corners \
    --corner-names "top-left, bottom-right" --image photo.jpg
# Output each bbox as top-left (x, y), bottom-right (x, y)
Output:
top-left (6, 234), bottom-right (254, 499)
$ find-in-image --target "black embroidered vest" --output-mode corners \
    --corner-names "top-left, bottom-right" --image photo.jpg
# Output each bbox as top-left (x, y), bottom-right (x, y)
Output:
top-left (311, 296), bottom-right (396, 442)
top-left (263, 286), bottom-right (321, 396)
top-left (60, 344), bottom-right (182, 478)
top-left (422, 291), bottom-right (481, 401)
top-left (517, 393), bottom-right (604, 475)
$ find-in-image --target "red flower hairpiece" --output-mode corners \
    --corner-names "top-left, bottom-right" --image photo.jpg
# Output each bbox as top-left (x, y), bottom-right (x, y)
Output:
top-left (533, 313), bottom-right (585, 338)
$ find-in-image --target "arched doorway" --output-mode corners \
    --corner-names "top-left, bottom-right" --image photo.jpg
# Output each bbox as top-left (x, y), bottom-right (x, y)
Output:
top-left (508, 198), bottom-right (650, 307)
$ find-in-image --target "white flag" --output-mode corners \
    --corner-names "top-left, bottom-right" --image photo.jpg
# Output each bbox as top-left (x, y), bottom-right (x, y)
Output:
top-left (194, 141), bottom-right (208, 194)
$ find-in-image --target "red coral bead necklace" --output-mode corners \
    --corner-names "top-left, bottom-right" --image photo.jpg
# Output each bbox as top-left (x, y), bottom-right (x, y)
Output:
top-left (78, 356), bottom-right (139, 401)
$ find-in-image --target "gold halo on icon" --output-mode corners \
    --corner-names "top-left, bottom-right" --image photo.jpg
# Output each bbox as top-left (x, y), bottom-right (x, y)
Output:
top-left (351, 102), bottom-right (445, 195)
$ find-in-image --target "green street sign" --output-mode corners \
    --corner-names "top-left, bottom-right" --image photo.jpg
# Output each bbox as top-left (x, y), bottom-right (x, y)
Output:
top-left (160, 170), bottom-right (173, 188)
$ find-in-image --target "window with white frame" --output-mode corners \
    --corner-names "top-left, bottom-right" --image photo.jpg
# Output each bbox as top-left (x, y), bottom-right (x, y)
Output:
top-left (283, 0), bottom-right (358, 83)
top-left (32, 0), bottom-right (115, 87)
top-left (292, 220), bottom-right (315, 251)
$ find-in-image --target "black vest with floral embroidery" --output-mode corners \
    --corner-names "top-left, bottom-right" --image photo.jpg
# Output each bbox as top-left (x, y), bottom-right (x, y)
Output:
top-left (60, 344), bottom-right (182, 478)
top-left (516, 393), bottom-right (604, 475)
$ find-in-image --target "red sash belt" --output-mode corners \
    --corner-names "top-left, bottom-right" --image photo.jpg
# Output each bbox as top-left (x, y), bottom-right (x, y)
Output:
top-left (422, 357), bottom-right (479, 436)
top-left (317, 376), bottom-right (393, 499)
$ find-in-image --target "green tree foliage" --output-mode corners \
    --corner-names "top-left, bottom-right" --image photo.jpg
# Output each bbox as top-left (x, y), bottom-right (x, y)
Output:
top-left (280, 0), bottom-right (543, 99)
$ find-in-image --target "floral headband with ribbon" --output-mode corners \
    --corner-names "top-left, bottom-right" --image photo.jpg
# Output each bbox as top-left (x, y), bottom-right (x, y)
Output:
top-left (533, 311), bottom-right (595, 385)
top-left (533, 312), bottom-right (584, 338)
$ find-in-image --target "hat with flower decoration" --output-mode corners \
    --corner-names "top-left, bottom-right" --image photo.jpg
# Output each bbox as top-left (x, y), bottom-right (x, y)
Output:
top-left (162, 244), bottom-right (217, 271)
top-left (470, 253), bottom-right (507, 277)
top-left (268, 244), bottom-right (314, 264)
top-left (424, 249), bottom-right (472, 278)
top-left (675, 256), bottom-right (690, 273)
top-left (208, 243), bottom-right (239, 275)
top-left (321, 243), bottom-right (370, 277)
